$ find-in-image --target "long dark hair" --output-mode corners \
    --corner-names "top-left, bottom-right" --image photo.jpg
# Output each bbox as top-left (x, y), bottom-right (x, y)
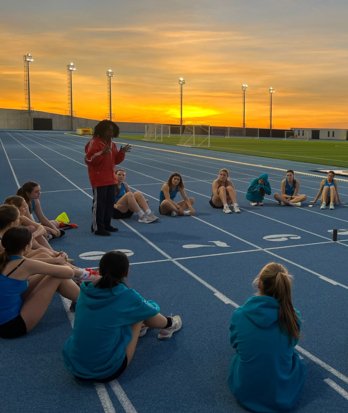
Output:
top-left (254, 262), bottom-right (300, 340)
top-left (0, 204), bottom-right (19, 231)
top-left (167, 172), bottom-right (184, 191)
top-left (0, 227), bottom-right (32, 273)
top-left (96, 251), bottom-right (129, 289)
top-left (17, 181), bottom-right (39, 210)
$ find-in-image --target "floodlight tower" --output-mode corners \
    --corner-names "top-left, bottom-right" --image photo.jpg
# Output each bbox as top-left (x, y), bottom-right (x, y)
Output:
top-left (179, 77), bottom-right (185, 135)
top-left (269, 87), bottom-right (275, 137)
top-left (106, 69), bottom-right (114, 121)
top-left (67, 62), bottom-right (77, 131)
top-left (24, 53), bottom-right (34, 113)
top-left (242, 83), bottom-right (248, 136)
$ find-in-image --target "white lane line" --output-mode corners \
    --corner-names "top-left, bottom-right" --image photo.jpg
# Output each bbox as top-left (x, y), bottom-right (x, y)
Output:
top-left (296, 345), bottom-right (348, 386)
top-left (94, 384), bottom-right (117, 413)
top-left (0, 138), bottom-right (21, 187)
top-left (324, 378), bottom-right (348, 400)
top-left (109, 381), bottom-right (138, 413)
top-left (8, 133), bottom-right (91, 197)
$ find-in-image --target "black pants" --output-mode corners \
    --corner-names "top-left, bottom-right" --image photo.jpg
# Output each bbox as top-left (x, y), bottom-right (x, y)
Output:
top-left (92, 185), bottom-right (116, 232)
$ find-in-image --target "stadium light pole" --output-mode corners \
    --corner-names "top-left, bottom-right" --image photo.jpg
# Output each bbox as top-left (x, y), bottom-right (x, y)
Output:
top-left (269, 87), bottom-right (275, 138)
top-left (67, 62), bottom-right (77, 131)
top-left (24, 53), bottom-right (34, 114)
top-left (106, 69), bottom-right (114, 121)
top-left (242, 83), bottom-right (248, 136)
top-left (179, 77), bottom-right (185, 135)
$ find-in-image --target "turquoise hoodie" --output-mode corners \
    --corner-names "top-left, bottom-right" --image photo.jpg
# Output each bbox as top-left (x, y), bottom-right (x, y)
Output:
top-left (228, 296), bottom-right (305, 412)
top-left (63, 282), bottom-right (160, 380)
top-left (246, 173), bottom-right (272, 202)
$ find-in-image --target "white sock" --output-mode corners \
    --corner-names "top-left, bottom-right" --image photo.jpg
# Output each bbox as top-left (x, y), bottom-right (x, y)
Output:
top-left (223, 204), bottom-right (228, 208)
top-left (145, 208), bottom-right (151, 215)
top-left (138, 210), bottom-right (145, 218)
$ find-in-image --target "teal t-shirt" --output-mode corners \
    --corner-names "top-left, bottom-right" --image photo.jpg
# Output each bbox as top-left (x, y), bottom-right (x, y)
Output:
top-left (63, 282), bottom-right (160, 380)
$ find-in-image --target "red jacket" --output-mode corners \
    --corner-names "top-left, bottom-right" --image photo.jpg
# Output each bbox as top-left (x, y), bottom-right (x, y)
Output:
top-left (85, 136), bottom-right (125, 188)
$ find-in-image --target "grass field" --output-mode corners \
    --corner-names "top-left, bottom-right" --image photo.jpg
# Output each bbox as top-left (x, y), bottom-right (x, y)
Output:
top-left (121, 134), bottom-right (348, 168)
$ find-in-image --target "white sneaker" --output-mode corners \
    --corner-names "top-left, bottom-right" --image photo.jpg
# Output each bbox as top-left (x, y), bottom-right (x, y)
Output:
top-left (183, 209), bottom-right (191, 216)
top-left (233, 204), bottom-right (241, 213)
top-left (330, 203), bottom-right (335, 210)
top-left (158, 315), bottom-right (182, 340)
top-left (320, 202), bottom-right (326, 210)
top-left (223, 205), bottom-right (232, 214)
top-left (171, 211), bottom-right (178, 217)
top-left (139, 325), bottom-right (149, 337)
top-left (138, 215), bottom-right (152, 223)
top-left (250, 202), bottom-right (258, 206)
top-left (146, 212), bottom-right (159, 222)
top-left (292, 202), bottom-right (302, 207)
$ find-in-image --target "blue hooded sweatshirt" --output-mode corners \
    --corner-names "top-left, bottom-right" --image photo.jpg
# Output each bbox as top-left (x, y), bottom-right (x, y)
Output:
top-left (228, 296), bottom-right (305, 413)
top-left (63, 282), bottom-right (160, 380)
top-left (246, 173), bottom-right (272, 202)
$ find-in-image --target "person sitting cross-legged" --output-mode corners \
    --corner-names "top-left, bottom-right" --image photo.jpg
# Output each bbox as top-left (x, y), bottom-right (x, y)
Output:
top-left (274, 170), bottom-right (307, 207)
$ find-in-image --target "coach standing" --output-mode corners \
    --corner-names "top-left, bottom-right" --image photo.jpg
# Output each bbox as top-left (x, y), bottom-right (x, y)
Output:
top-left (85, 120), bottom-right (131, 236)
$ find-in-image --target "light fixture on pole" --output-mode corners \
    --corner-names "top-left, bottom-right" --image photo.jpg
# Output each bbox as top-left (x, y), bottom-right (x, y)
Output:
top-left (67, 62), bottom-right (77, 131)
top-left (106, 69), bottom-right (114, 121)
top-left (24, 53), bottom-right (34, 114)
top-left (241, 83), bottom-right (248, 135)
top-left (269, 87), bottom-right (275, 137)
top-left (179, 77), bottom-right (185, 135)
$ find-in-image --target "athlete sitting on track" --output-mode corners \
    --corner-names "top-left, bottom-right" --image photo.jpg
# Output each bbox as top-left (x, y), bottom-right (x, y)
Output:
top-left (17, 181), bottom-right (65, 239)
top-left (246, 173), bottom-right (272, 206)
top-left (4, 195), bottom-right (53, 250)
top-left (113, 169), bottom-right (158, 223)
top-left (0, 226), bottom-right (81, 339)
top-left (63, 250), bottom-right (182, 382)
top-left (159, 172), bottom-right (195, 216)
top-left (310, 170), bottom-right (341, 210)
top-left (209, 168), bottom-right (240, 213)
top-left (274, 170), bottom-right (307, 207)
top-left (228, 262), bottom-right (305, 412)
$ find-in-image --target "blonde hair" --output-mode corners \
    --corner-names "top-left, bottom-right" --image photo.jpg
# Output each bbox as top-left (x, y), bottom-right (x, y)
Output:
top-left (219, 168), bottom-right (229, 176)
top-left (254, 262), bottom-right (299, 340)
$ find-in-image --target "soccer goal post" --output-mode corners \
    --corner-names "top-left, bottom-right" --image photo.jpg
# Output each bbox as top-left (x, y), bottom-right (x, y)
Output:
top-left (177, 125), bottom-right (211, 148)
top-left (144, 124), bottom-right (171, 142)
top-left (144, 124), bottom-right (211, 148)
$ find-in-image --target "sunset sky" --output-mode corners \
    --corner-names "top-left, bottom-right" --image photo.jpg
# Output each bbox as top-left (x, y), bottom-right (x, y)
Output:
top-left (1, 0), bottom-right (348, 128)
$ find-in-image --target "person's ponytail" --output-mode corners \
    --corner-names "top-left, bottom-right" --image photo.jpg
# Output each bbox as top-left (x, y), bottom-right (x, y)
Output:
top-left (256, 262), bottom-right (300, 340)
top-left (274, 271), bottom-right (300, 340)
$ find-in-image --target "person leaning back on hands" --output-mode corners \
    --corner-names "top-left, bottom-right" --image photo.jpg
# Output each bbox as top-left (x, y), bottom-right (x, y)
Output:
top-left (85, 120), bottom-right (131, 236)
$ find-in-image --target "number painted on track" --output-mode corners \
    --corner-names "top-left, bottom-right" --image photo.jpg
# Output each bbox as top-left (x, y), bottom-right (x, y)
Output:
top-left (263, 234), bottom-right (301, 242)
top-left (182, 240), bottom-right (230, 249)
